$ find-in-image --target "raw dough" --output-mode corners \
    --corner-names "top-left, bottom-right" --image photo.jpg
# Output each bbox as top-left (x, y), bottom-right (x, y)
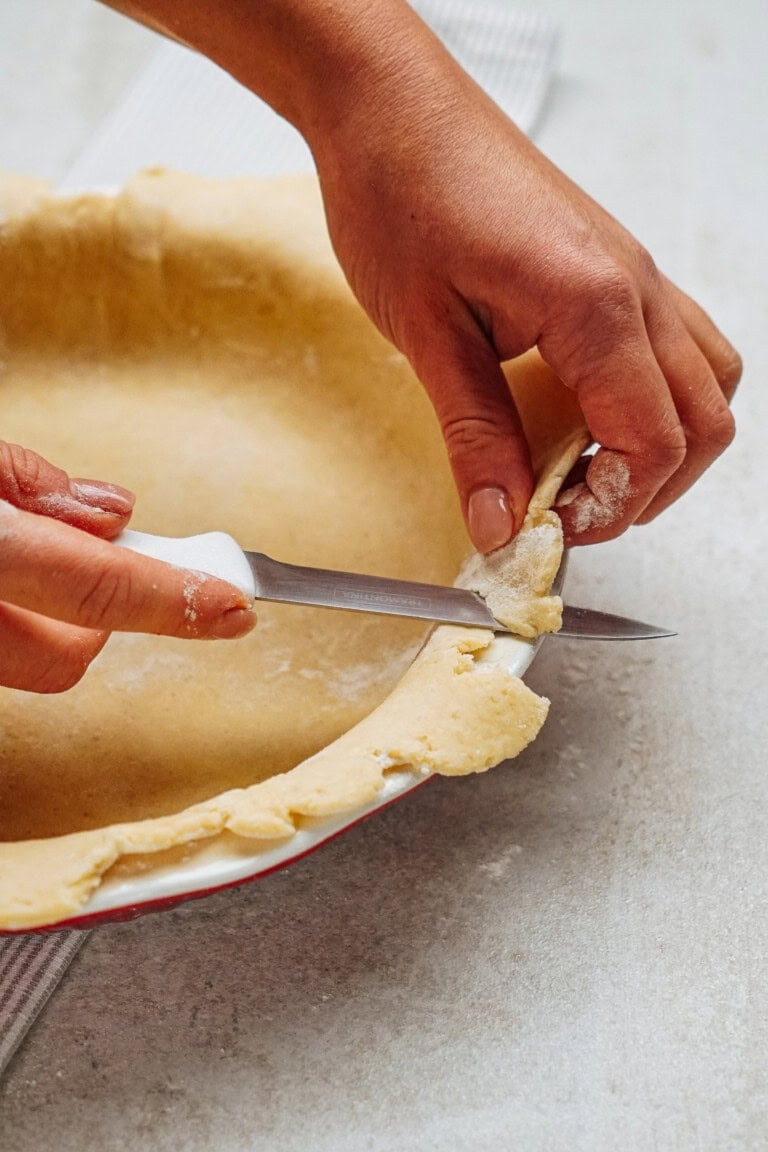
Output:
top-left (456, 513), bottom-right (563, 637)
top-left (0, 170), bottom-right (589, 929)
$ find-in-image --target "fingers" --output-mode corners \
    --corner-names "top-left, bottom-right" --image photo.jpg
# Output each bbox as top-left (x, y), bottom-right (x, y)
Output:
top-left (0, 501), bottom-right (256, 640)
top-left (0, 440), bottom-right (135, 539)
top-left (543, 261), bottom-right (742, 545)
top-left (412, 324), bottom-right (534, 553)
top-left (545, 308), bottom-right (686, 544)
top-left (0, 602), bottom-right (108, 694)
top-left (661, 276), bottom-right (743, 401)
top-left (0, 449), bottom-right (255, 694)
top-left (635, 303), bottom-right (735, 524)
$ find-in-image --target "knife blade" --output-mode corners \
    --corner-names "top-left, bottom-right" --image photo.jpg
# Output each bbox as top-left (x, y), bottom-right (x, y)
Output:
top-left (243, 550), bottom-right (675, 640)
top-left (116, 530), bottom-right (675, 641)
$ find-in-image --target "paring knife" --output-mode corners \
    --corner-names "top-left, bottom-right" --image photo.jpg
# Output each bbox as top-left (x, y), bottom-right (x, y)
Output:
top-left (117, 530), bottom-right (675, 641)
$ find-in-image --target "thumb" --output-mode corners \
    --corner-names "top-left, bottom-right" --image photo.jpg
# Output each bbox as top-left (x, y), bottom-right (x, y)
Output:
top-left (414, 330), bottom-right (534, 553)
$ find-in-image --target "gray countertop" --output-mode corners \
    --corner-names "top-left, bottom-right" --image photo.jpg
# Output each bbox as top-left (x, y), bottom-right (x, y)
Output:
top-left (1, 1), bottom-right (766, 1149)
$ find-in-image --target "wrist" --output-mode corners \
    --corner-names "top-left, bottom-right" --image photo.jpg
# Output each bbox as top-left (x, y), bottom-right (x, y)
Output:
top-left (178, 0), bottom-right (457, 152)
top-left (285, 4), bottom-right (479, 194)
top-left (228, 0), bottom-right (459, 158)
top-left (110, 1), bottom-right (477, 176)
top-left (273, 1), bottom-right (448, 143)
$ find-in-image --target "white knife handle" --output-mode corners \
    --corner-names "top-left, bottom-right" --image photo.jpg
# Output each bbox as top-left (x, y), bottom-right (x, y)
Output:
top-left (115, 529), bottom-right (256, 600)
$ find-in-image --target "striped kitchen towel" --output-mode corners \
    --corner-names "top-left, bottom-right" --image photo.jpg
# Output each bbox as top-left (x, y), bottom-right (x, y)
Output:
top-left (0, 931), bottom-right (88, 1075)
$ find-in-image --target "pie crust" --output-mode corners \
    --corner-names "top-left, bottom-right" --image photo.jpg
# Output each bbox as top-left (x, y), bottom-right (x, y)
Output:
top-left (0, 170), bottom-right (588, 929)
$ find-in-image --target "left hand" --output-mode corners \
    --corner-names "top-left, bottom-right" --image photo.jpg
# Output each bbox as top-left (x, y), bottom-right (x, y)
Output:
top-left (0, 443), bottom-right (255, 693)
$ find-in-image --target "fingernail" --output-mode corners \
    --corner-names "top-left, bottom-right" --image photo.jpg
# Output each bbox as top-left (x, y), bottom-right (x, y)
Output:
top-left (72, 480), bottom-right (135, 516)
top-left (207, 607), bottom-right (257, 640)
top-left (468, 487), bottom-right (514, 553)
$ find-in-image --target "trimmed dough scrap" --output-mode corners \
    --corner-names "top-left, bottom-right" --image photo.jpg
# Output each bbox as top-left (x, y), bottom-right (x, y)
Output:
top-left (0, 170), bottom-right (589, 929)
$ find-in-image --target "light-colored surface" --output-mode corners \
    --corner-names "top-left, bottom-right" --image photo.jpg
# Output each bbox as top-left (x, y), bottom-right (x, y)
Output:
top-left (0, 0), bottom-right (766, 1148)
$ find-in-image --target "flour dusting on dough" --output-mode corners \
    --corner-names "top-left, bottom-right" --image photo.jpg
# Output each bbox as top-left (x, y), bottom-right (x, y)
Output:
top-left (456, 512), bottom-right (563, 638)
top-left (324, 644), bottom-right (423, 704)
top-left (296, 643), bottom-right (424, 705)
top-left (95, 637), bottom-right (192, 693)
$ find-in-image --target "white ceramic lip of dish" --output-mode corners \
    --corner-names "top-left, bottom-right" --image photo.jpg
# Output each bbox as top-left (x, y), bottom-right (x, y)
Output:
top-left (70, 558), bottom-right (567, 926)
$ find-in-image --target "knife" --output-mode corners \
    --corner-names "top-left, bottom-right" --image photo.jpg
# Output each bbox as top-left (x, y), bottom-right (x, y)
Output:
top-left (117, 529), bottom-right (675, 641)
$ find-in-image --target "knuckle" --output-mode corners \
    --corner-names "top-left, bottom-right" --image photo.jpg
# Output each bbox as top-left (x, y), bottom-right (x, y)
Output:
top-left (636, 420), bottom-right (687, 475)
top-left (77, 563), bottom-right (136, 629)
top-left (683, 400), bottom-right (736, 455)
top-left (654, 431), bottom-right (688, 472)
top-left (581, 262), bottom-right (640, 316)
top-left (633, 244), bottom-right (661, 286)
top-left (0, 442), bottom-right (43, 502)
top-left (441, 413), bottom-right (504, 460)
top-left (705, 405), bottom-right (736, 452)
top-left (545, 265), bottom-right (643, 376)
top-left (716, 348), bottom-right (743, 393)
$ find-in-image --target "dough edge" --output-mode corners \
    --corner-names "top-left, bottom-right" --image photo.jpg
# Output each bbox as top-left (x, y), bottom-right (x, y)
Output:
top-left (0, 171), bottom-right (590, 930)
top-left (1, 627), bottom-right (552, 928)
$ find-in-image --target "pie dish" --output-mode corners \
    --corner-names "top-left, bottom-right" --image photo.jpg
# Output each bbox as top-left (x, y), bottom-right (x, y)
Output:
top-left (0, 170), bottom-right (589, 931)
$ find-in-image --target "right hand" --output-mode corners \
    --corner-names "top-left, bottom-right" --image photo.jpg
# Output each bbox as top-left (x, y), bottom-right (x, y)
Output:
top-left (0, 442), bottom-right (256, 694)
top-left (101, 0), bottom-right (743, 553)
top-left (306, 19), bottom-right (741, 552)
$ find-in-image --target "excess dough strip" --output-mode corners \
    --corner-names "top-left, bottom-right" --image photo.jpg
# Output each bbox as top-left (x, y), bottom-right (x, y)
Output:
top-left (0, 171), bottom-right (589, 929)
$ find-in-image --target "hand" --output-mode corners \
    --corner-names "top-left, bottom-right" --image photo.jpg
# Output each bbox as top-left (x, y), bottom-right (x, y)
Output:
top-left (0, 443), bottom-right (255, 694)
top-left (104, 0), bottom-right (741, 552)
top-left (311, 45), bottom-right (741, 551)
